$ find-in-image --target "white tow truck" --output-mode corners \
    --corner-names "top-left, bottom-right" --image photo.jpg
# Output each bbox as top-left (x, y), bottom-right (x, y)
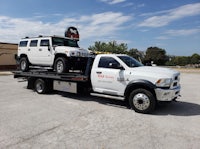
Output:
top-left (14, 54), bottom-right (181, 114)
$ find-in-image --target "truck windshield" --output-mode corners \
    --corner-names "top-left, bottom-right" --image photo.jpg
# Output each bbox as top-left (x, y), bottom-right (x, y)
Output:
top-left (52, 37), bottom-right (79, 47)
top-left (118, 56), bottom-right (143, 67)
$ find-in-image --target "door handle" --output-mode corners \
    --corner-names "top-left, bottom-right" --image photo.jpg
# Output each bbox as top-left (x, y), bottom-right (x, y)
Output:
top-left (28, 49), bottom-right (30, 51)
top-left (39, 49), bottom-right (42, 51)
top-left (96, 71), bottom-right (102, 74)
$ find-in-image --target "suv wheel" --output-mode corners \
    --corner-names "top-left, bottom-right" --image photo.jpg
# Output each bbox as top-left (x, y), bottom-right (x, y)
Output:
top-left (55, 57), bottom-right (69, 73)
top-left (129, 88), bottom-right (156, 114)
top-left (19, 57), bottom-right (29, 72)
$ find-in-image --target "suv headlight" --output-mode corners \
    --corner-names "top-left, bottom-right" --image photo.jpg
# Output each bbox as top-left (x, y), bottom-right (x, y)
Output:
top-left (156, 78), bottom-right (172, 88)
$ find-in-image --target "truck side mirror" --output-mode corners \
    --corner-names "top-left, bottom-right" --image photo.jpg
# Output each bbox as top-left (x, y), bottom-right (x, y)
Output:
top-left (109, 63), bottom-right (124, 70)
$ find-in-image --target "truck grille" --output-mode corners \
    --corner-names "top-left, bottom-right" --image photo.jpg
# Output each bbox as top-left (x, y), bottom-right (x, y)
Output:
top-left (171, 74), bottom-right (180, 89)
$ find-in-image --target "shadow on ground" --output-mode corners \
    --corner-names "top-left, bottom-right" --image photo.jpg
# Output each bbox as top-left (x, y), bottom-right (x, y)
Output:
top-left (154, 101), bottom-right (200, 116)
top-left (58, 91), bottom-right (129, 110)
top-left (30, 89), bottom-right (200, 116)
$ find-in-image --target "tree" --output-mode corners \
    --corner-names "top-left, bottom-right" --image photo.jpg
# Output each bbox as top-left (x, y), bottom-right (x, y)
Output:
top-left (127, 48), bottom-right (144, 62)
top-left (190, 53), bottom-right (200, 64)
top-left (144, 47), bottom-right (168, 65)
top-left (88, 41), bottom-right (107, 52)
top-left (88, 41), bottom-right (128, 54)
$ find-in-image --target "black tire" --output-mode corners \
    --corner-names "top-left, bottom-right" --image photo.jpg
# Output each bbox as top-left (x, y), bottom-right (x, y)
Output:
top-left (34, 79), bottom-right (47, 94)
top-left (129, 88), bottom-right (156, 114)
top-left (54, 57), bottom-right (69, 73)
top-left (19, 57), bottom-right (29, 72)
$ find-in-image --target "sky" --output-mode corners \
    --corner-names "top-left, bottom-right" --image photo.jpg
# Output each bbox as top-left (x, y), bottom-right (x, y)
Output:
top-left (0, 0), bottom-right (200, 56)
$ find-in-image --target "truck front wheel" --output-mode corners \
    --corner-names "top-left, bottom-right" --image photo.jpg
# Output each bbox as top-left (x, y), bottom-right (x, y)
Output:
top-left (129, 88), bottom-right (156, 114)
top-left (55, 57), bottom-right (69, 73)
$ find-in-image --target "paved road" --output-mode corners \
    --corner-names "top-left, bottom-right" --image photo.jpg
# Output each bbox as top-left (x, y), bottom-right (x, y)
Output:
top-left (0, 73), bottom-right (200, 149)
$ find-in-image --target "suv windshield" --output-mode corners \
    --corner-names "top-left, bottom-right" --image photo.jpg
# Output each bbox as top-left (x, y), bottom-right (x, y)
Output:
top-left (52, 37), bottom-right (79, 47)
top-left (118, 56), bottom-right (143, 67)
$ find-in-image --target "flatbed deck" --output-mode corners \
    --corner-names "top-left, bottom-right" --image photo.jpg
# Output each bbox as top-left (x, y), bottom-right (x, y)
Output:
top-left (13, 70), bottom-right (89, 82)
top-left (13, 57), bottom-right (94, 82)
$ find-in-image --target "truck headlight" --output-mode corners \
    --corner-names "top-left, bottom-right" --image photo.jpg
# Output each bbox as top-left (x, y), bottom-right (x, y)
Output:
top-left (156, 78), bottom-right (172, 88)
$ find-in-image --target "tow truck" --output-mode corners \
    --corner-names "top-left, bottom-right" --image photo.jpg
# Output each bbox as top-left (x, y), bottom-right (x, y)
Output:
top-left (14, 54), bottom-right (181, 114)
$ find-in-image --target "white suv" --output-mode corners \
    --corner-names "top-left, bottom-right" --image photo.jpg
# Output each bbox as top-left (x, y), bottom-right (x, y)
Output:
top-left (17, 35), bottom-right (90, 73)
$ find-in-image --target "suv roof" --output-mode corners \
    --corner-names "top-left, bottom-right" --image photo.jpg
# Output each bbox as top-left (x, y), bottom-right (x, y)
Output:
top-left (21, 35), bottom-right (75, 40)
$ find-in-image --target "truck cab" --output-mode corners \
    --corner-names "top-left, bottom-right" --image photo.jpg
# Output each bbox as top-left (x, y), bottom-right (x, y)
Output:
top-left (17, 35), bottom-right (90, 73)
top-left (91, 54), bottom-right (180, 113)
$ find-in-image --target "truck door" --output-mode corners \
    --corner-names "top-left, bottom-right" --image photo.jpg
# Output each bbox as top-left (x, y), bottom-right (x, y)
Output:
top-left (91, 56), bottom-right (128, 96)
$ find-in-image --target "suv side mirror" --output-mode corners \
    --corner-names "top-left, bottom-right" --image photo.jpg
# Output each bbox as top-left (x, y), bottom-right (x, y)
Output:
top-left (48, 45), bottom-right (51, 51)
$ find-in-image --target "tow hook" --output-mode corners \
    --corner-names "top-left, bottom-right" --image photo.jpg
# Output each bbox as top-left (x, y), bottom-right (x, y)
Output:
top-left (172, 95), bottom-right (181, 102)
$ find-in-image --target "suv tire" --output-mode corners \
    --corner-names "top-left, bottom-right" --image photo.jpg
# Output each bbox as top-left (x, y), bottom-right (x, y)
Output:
top-left (54, 57), bottom-right (69, 73)
top-left (19, 57), bottom-right (29, 72)
top-left (129, 88), bottom-right (156, 114)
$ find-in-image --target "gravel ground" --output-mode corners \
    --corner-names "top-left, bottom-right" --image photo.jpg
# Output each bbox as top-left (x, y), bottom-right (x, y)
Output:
top-left (0, 73), bottom-right (200, 149)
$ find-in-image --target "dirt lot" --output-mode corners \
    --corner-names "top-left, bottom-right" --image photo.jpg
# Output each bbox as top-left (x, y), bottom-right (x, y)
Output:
top-left (0, 72), bottom-right (200, 149)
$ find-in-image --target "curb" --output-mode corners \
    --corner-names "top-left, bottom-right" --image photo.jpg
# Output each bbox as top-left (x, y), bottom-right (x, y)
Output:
top-left (0, 71), bottom-right (13, 75)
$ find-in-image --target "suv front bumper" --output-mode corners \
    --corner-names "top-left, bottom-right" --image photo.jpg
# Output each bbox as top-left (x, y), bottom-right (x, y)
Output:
top-left (155, 86), bottom-right (181, 101)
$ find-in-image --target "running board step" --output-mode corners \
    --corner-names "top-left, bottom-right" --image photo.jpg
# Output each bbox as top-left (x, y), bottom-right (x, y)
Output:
top-left (90, 93), bottom-right (124, 101)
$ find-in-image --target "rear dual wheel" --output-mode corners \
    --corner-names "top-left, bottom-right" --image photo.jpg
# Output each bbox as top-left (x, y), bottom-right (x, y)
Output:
top-left (34, 79), bottom-right (47, 94)
top-left (34, 79), bottom-right (53, 94)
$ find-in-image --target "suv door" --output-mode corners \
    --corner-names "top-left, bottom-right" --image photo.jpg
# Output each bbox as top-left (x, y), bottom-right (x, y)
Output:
top-left (38, 39), bottom-right (53, 65)
top-left (92, 56), bottom-right (128, 96)
top-left (28, 39), bottom-right (39, 64)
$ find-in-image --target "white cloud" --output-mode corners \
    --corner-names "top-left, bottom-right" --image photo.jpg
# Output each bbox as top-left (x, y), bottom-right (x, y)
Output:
top-left (155, 36), bottom-right (169, 40)
top-left (165, 28), bottom-right (200, 36)
top-left (100, 0), bottom-right (126, 5)
top-left (0, 12), bottom-right (131, 44)
top-left (139, 3), bottom-right (200, 27)
top-left (155, 28), bottom-right (200, 40)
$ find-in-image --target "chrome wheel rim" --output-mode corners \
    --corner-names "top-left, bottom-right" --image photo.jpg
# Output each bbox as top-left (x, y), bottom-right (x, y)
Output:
top-left (21, 61), bottom-right (26, 70)
top-left (56, 61), bottom-right (64, 73)
top-left (133, 93), bottom-right (150, 111)
top-left (36, 82), bottom-right (43, 93)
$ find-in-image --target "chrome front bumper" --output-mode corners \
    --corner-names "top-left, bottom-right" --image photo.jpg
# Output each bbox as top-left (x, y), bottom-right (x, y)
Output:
top-left (155, 86), bottom-right (181, 101)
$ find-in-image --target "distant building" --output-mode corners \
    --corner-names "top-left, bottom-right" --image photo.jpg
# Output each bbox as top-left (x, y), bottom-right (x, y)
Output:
top-left (0, 42), bottom-right (18, 70)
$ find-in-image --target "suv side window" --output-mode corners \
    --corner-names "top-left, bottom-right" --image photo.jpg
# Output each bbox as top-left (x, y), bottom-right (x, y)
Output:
top-left (30, 40), bottom-right (38, 47)
top-left (40, 39), bottom-right (50, 46)
top-left (19, 41), bottom-right (28, 47)
top-left (98, 57), bottom-right (121, 69)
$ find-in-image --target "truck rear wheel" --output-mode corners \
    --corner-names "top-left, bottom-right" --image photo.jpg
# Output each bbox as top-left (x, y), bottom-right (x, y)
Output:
top-left (34, 79), bottom-right (47, 94)
top-left (129, 88), bottom-right (156, 114)
top-left (19, 57), bottom-right (29, 72)
top-left (55, 57), bottom-right (69, 73)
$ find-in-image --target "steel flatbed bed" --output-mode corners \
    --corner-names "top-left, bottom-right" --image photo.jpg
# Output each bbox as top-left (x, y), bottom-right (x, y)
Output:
top-left (13, 70), bottom-right (89, 82)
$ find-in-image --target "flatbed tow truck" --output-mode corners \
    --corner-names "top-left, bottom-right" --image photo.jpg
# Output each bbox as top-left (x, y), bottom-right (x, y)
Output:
top-left (14, 54), bottom-right (181, 114)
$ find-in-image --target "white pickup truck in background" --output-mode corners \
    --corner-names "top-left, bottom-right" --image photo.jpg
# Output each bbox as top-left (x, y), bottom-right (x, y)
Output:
top-left (14, 54), bottom-right (181, 114)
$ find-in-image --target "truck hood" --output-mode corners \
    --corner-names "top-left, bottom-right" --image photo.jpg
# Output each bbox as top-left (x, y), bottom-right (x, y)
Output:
top-left (128, 66), bottom-right (180, 83)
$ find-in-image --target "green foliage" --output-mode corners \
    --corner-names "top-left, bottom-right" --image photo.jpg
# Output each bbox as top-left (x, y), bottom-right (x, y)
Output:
top-left (88, 41), bottom-right (144, 62)
top-left (128, 48), bottom-right (144, 62)
top-left (166, 53), bottom-right (200, 66)
top-left (190, 53), bottom-right (200, 64)
top-left (88, 41), bottom-right (128, 54)
top-left (144, 47), bottom-right (168, 65)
